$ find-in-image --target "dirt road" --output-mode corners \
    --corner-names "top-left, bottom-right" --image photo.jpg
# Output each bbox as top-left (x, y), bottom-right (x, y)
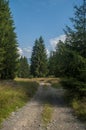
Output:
top-left (1, 83), bottom-right (86, 130)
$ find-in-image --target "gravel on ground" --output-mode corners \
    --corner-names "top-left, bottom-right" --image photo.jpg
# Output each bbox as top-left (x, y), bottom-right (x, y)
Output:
top-left (0, 83), bottom-right (86, 130)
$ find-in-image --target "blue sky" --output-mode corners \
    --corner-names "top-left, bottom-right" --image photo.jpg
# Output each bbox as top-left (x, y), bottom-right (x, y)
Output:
top-left (9, 0), bottom-right (82, 58)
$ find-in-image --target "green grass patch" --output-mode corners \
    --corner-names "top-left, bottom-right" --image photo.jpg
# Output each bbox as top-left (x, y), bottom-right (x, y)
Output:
top-left (48, 78), bottom-right (62, 89)
top-left (51, 82), bottom-right (62, 89)
top-left (61, 78), bottom-right (86, 121)
top-left (46, 78), bottom-right (60, 84)
top-left (72, 98), bottom-right (86, 121)
top-left (42, 104), bottom-right (53, 127)
top-left (0, 79), bottom-right (39, 124)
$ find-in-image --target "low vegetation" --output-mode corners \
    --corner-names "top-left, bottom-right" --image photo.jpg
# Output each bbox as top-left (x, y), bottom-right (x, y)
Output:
top-left (72, 98), bottom-right (86, 121)
top-left (47, 78), bottom-right (62, 89)
top-left (61, 78), bottom-right (86, 121)
top-left (42, 104), bottom-right (53, 127)
top-left (64, 92), bottom-right (86, 121)
top-left (0, 78), bottom-right (39, 124)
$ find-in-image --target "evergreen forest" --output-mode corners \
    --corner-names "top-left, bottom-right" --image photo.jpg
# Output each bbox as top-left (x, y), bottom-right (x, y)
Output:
top-left (0, 0), bottom-right (86, 119)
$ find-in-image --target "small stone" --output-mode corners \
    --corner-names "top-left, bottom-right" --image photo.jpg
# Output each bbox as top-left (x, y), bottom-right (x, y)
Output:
top-left (22, 124), bottom-right (26, 127)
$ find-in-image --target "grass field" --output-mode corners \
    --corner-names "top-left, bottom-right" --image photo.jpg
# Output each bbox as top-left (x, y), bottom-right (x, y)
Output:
top-left (0, 78), bottom-right (39, 124)
top-left (0, 77), bottom-right (85, 124)
top-left (0, 77), bottom-right (60, 124)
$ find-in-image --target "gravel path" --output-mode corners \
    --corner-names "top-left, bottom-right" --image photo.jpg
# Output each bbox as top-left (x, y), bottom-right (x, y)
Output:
top-left (46, 88), bottom-right (86, 130)
top-left (0, 83), bottom-right (86, 130)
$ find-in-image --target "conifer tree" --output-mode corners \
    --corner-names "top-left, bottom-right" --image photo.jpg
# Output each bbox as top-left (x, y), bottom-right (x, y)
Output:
top-left (49, 0), bottom-right (86, 96)
top-left (49, 0), bottom-right (86, 81)
top-left (65, 0), bottom-right (86, 58)
top-left (48, 51), bottom-right (56, 76)
top-left (17, 56), bottom-right (30, 78)
top-left (63, 0), bottom-right (86, 81)
top-left (31, 37), bottom-right (48, 77)
top-left (0, 0), bottom-right (18, 79)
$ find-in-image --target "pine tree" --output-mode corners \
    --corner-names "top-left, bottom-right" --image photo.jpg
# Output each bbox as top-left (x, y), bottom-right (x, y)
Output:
top-left (55, 0), bottom-right (86, 96)
top-left (65, 0), bottom-right (86, 58)
top-left (50, 0), bottom-right (86, 80)
top-left (0, 0), bottom-right (18, 79)
top-left (31, 37), bottom-right (48, 77)
top-left (63, 0), bottom-right (86, 81)
top-left (17, 56), bottom-right (30, 78)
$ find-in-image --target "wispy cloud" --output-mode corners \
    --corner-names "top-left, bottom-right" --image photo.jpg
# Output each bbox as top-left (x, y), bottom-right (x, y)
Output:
top-left (46, 48), bottom-right (50, 57)
top-left (23, 47), bottom-right (32, 53)
top-left (23, 47), bottom-right (32, 58)
top-left (18, 46), bottom-right (32, 58)
top-left (18, 46), bottom-right (50, 59)
top-left (50, 34), bottom-right (66, 50)
top-left (17, 47), bottom-right (23, 56)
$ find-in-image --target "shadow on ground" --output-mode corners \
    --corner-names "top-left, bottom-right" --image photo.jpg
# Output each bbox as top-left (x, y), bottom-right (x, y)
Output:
top-left (32, 84), bottom-right (66, 108)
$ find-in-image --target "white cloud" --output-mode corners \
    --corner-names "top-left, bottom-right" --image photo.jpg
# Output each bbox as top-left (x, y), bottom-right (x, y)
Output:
top-left (23, 47), bottom-right (32, 53)
top-left (46, 49), bottom-right (50, 57)
top-left (23, 47), bottom-right (32, 58)
top-left (17, 46), bottom-right (32, 58)
top-left (17, 47), bottom-right (23, 56)
top-left (50, 34), bottom-right (66, 50)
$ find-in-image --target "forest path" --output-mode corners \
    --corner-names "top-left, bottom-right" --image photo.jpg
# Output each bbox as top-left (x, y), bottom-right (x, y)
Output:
top-left (0, 83), bottom-right (86, 130)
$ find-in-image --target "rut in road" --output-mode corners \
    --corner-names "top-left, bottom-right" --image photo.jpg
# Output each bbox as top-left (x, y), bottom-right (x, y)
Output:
top-left (0, 83), bottom-right (86, 130)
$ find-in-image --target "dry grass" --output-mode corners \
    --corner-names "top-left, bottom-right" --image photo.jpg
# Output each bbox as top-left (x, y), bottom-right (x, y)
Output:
top-left (0, 78), bottom-right (39, 124)
top-left (0, 77), bottom-right (61, 125)
top-left (15, 77), bottom-right (60, 84)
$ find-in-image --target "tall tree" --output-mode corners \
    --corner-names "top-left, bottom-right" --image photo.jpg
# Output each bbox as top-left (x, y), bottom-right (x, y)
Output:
top-left (0, 0), bottom-right (18, 79)
top-left (64, 0), bottom-right (86, 58)
top-left (63, 0), bottom-right (86, 81)
top-left (49, 0), bottom-right (86, 80)
top-left (31, 37), bottom-right (48, 77)
top-left (50, 0), bottom-right (86, 97)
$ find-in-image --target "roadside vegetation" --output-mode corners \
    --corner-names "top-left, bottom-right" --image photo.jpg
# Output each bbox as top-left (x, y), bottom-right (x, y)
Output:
top-left (50, 79), bottom-right (62, 89)
top-left (61, 78), bottom-right (86, 121)
top-left (63, 90), bottom-right (86, 121)
top-left (42, 104), bottom-right (53, 127)
top-left (48, 0), bottom-right (86, 122)
top-left (0, 78), bottom-right (39, 124)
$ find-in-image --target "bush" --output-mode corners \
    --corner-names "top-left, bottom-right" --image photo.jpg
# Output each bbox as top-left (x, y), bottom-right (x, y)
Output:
top-left (61, 78), bottom-right (86, 121)
top-left (72, 98), bottom-right (86, 121)
top-left (61, 78), bottom-right (86, 97)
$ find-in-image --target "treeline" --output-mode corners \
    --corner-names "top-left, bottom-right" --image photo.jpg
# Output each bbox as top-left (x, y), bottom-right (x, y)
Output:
top-left (17, 36), bottom-right (48, 78)
top-left (0, 0), bottom-right (86, 100)
top-left (17, 56), bottom-right (30, 78)
top-left (0, 0), bottom-right (48, 79)
top-left (0, 0), bottom-right (18, 79)
top-left (48, 0), bottom-right (86, 98)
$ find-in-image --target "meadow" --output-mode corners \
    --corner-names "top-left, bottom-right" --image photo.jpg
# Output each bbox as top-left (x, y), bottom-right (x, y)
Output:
top-left (0, 78), bottom-right (39, 124)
